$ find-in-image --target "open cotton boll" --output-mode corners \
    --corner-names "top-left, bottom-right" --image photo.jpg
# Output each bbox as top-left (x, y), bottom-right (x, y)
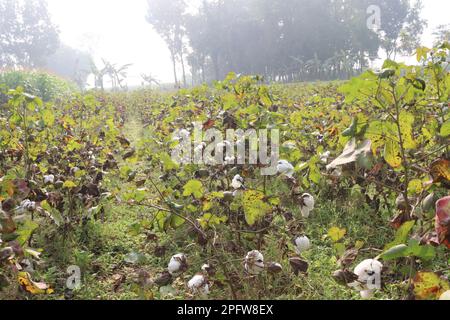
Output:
top-left (44, 174), bottom-right (55, 185)
top-left (20, 199), bottom-right (36, 212)
top-left (244, 250), bottom-right (265, 275)
top-left (300, 194), bottom-right (315, 218)
top-left (168, 253), bottom-right (188, 276)
top-left (232, 175), bottom-right (244, 190)
top-left (351, 259), bottom-right (383, 299)
top-left (188, 274), bottom-right (209, 296)
top-left (277, 160), bottom-right (294, 178)
top-left (294, 236), bottom-right (311, 254)
top-left (320, 151), bottom-right (331, 164)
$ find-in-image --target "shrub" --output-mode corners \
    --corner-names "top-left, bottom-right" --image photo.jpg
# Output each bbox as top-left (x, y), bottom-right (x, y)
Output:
top-left (0, 70), bottom-right (78, 102)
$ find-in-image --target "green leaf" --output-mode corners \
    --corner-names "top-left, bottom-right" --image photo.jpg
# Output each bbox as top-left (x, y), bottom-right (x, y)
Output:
top-left (160, 152), bottom-right (179, 171)
top-left (242, 190), bottom-right (272, 226)
top-left (16, 220), bottom-right (39, 246)
top-left (441, 120), bottom-right (450, 137)
top-left (42, 109), bottom-right (55, 126)
top-left (379, 244), bottom-right (410, 260)
top-left (182, 180), bottom-right (204, 199)
top-left (385, 220), bottom-right (415, 250)
top-left (408, 179), bottom-right (423, 196)
top-left (407, 240), bottom-right (436, 261)
top-left (416, 47), bottom-right (430, 62)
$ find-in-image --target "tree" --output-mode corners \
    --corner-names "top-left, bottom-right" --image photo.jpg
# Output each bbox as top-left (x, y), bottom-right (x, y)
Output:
top-left (43, 44), bottom-right (92, 89)
top-left (375, 0), bottom-right (426, 59)
top-left (146, 0), bottom-right (187, 87)
top-left (0, 0), bottom-right (59, 68)
top-left (433, 24), bottom-right (450, 46)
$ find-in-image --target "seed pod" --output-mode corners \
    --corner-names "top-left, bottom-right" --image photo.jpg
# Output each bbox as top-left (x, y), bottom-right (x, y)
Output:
top-left (266, 262), bottom-right (283, 274)
top-left (154, 271), bottom-right (173, 287)
top-left (332, 269), bottom-right (359, 287)
top-left (289, 257), bottom-right (309, 275)
top-left (421, 193), bottom-right (435, 212)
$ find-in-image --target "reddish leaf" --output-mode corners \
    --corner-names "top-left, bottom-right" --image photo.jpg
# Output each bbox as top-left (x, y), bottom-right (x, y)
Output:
top-left (435, 196), bottom-right (450, 249)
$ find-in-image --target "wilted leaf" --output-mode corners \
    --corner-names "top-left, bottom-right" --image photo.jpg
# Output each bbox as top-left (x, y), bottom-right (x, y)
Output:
top-left (413, 272), bottom-right (450, 300)
top-left (326, 139), bottom-right (372, 170)
top-left (430, 159), bottom-right (450, 187)
top-left (18, 272), bottom-right (53, 295)
top-left (435, 196), bottom-right (450, 248)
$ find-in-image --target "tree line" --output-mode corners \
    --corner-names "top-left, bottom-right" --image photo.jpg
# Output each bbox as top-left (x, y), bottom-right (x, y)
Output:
top-left (146, 0), bottom-right (429, 85)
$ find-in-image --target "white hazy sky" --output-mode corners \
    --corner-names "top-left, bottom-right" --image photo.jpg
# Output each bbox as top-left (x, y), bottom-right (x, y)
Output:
top-left (47, 0), bottom-right (449, 86)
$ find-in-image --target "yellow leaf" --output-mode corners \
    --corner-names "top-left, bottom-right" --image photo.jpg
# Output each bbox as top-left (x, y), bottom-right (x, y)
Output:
top-left (384, 140), bottom-right (402, 168)
top-left (63, 180), bottom-right (77, 188)
top-left (18, 272), bottom-right (53, 295)
top-left (413, 272), bottom-right (450, 300)
top-left (328, 227), bottom-right (346, 242)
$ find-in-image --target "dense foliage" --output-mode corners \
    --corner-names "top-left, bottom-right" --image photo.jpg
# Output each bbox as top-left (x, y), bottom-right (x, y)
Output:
top-left (0, 44), bottom-right (449, 300)
top-left (0, 71), bottom-right (78, 102)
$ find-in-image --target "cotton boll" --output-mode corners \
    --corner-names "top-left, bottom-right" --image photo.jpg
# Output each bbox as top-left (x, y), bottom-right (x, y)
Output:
top-left (188, 274), bottom-right (209, 296)
top-left (168, 253), bottom-right (188, 276)
top-left (44, 174), bottom-right (55, 185)
top-left (277, 160), bottom-right (294, 178)
top-left (232, 175), bottom-right (244, 190)
top-left (320, 151), bottom-right (331, 164)
top-left (360, 289), bottom-right (374, 299)
top-left (351, 259), bottom-right (383, 298)
top-left (353, 259), bottom-right (383, 283)
top-left (20, 199), bottom-right (36, 212)
top-left (300, 194), bottom-right (315, 218)
top-left (244, 250), bottom-right (265, 275)
top-left (294, 236), bottom-right (311, 254)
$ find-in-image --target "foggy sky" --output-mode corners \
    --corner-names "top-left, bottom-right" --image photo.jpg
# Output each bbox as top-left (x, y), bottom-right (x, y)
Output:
top-left (46, 0), bottom-right (449, 87)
